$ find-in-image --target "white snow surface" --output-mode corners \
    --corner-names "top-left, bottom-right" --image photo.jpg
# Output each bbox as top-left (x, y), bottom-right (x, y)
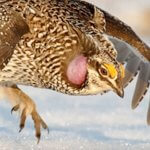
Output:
top-left (0, 0), bottom-right (150, 150)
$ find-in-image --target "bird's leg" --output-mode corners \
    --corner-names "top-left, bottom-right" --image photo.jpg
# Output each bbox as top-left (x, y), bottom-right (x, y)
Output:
top-left (0, 85), bottom-right (49, 143)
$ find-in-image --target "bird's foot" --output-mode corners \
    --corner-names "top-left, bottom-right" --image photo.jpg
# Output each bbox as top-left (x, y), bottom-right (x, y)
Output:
top-left (9, 87), bottom-right (49, 143)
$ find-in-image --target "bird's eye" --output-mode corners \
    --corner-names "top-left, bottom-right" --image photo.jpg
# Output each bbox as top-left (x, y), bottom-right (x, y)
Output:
top-left (99, 67), bottom-right (108, 76)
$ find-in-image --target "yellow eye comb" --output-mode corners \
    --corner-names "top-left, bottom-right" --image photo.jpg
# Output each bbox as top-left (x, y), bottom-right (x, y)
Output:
top-left (103, 63), bottom-right (117, 79)
top-left (120, 64), bottom-right (125, 79)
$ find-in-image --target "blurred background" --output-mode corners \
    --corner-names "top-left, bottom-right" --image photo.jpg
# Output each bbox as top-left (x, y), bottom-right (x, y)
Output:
top-left (0, 0), bottom-right (150, 149)
top-left (87, 0), bottom-right (150, 41)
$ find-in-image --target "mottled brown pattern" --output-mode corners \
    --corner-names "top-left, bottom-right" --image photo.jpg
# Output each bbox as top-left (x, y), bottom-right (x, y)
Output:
top-left (0, 0), bottom-right (119, 95)
top-left (0, 0), bottom-right (149, 142)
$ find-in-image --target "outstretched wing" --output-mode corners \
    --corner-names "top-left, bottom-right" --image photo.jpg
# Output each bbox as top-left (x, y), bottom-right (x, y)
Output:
top-left (0, 5), bottom-right (29, 70)
top-left (101, 9), bottom-right (150, 61)
top-left (99, 9), bottom-right (150, 123)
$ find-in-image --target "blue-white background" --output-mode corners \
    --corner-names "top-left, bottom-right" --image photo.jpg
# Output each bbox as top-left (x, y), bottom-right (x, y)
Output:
top-left (0, 0), bottom-right (150, 149)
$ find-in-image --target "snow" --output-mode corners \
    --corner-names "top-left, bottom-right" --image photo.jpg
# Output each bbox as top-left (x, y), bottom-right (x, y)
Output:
top-left (0, 0), bottom-right (150, 149)
top-left (0, 80), bottom-right (150, 149)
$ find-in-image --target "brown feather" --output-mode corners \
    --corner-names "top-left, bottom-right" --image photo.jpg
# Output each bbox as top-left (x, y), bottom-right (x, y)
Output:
top-left (100, 9), bottom-right (150, 61)
top-left (0, 5), bottom-right (29, 70)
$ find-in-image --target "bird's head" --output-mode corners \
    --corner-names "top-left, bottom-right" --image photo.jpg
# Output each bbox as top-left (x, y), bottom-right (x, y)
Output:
top-left (66, 54), bottom-right (125, 97)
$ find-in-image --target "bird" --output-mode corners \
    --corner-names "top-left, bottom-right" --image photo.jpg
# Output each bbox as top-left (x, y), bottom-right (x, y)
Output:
top-left (0, 0), bottom-right (149, 142)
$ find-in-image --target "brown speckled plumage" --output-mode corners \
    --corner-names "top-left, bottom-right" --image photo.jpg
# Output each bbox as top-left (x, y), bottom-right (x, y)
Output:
top-left (0, 0), bottom-right (149, 142)
top-left (0, 0), bottom-right (120, 94)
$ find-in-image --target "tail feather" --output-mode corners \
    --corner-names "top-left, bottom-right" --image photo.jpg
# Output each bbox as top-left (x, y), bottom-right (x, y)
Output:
top-left (132, 63), bottom-right (150, 109)
top-left (123, 54), bottom-right (141, 87)
top-left (147, 97), bottom-right (150, 125)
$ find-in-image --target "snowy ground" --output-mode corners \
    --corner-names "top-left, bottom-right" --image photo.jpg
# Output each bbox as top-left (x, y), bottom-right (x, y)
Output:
top-left (0, 80), bottom-right (150, 150)
top-left (0, 0), bottom-right (150, 150)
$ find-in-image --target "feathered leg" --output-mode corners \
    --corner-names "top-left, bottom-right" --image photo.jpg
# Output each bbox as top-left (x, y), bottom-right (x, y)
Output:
top-left (0, 85), bottom-right (49, 143)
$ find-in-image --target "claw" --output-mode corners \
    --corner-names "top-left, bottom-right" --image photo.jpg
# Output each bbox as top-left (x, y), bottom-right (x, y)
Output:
top-left (32, 111), bottom-right (41, 143)
top-left (11, 104), bottom-right (19, 114)
top-left (19, 108), bottom-right (27, 132)
top-left (36, 133), bottom-right (41, 144)
top-left (2, 85), bottom-right (48, 142)
top-left (11, 103), bottom-right (49, 143)
top-left (31, 111), bottom-right (49, 143)
top-left (39, 116), bottom-right (49, 133)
